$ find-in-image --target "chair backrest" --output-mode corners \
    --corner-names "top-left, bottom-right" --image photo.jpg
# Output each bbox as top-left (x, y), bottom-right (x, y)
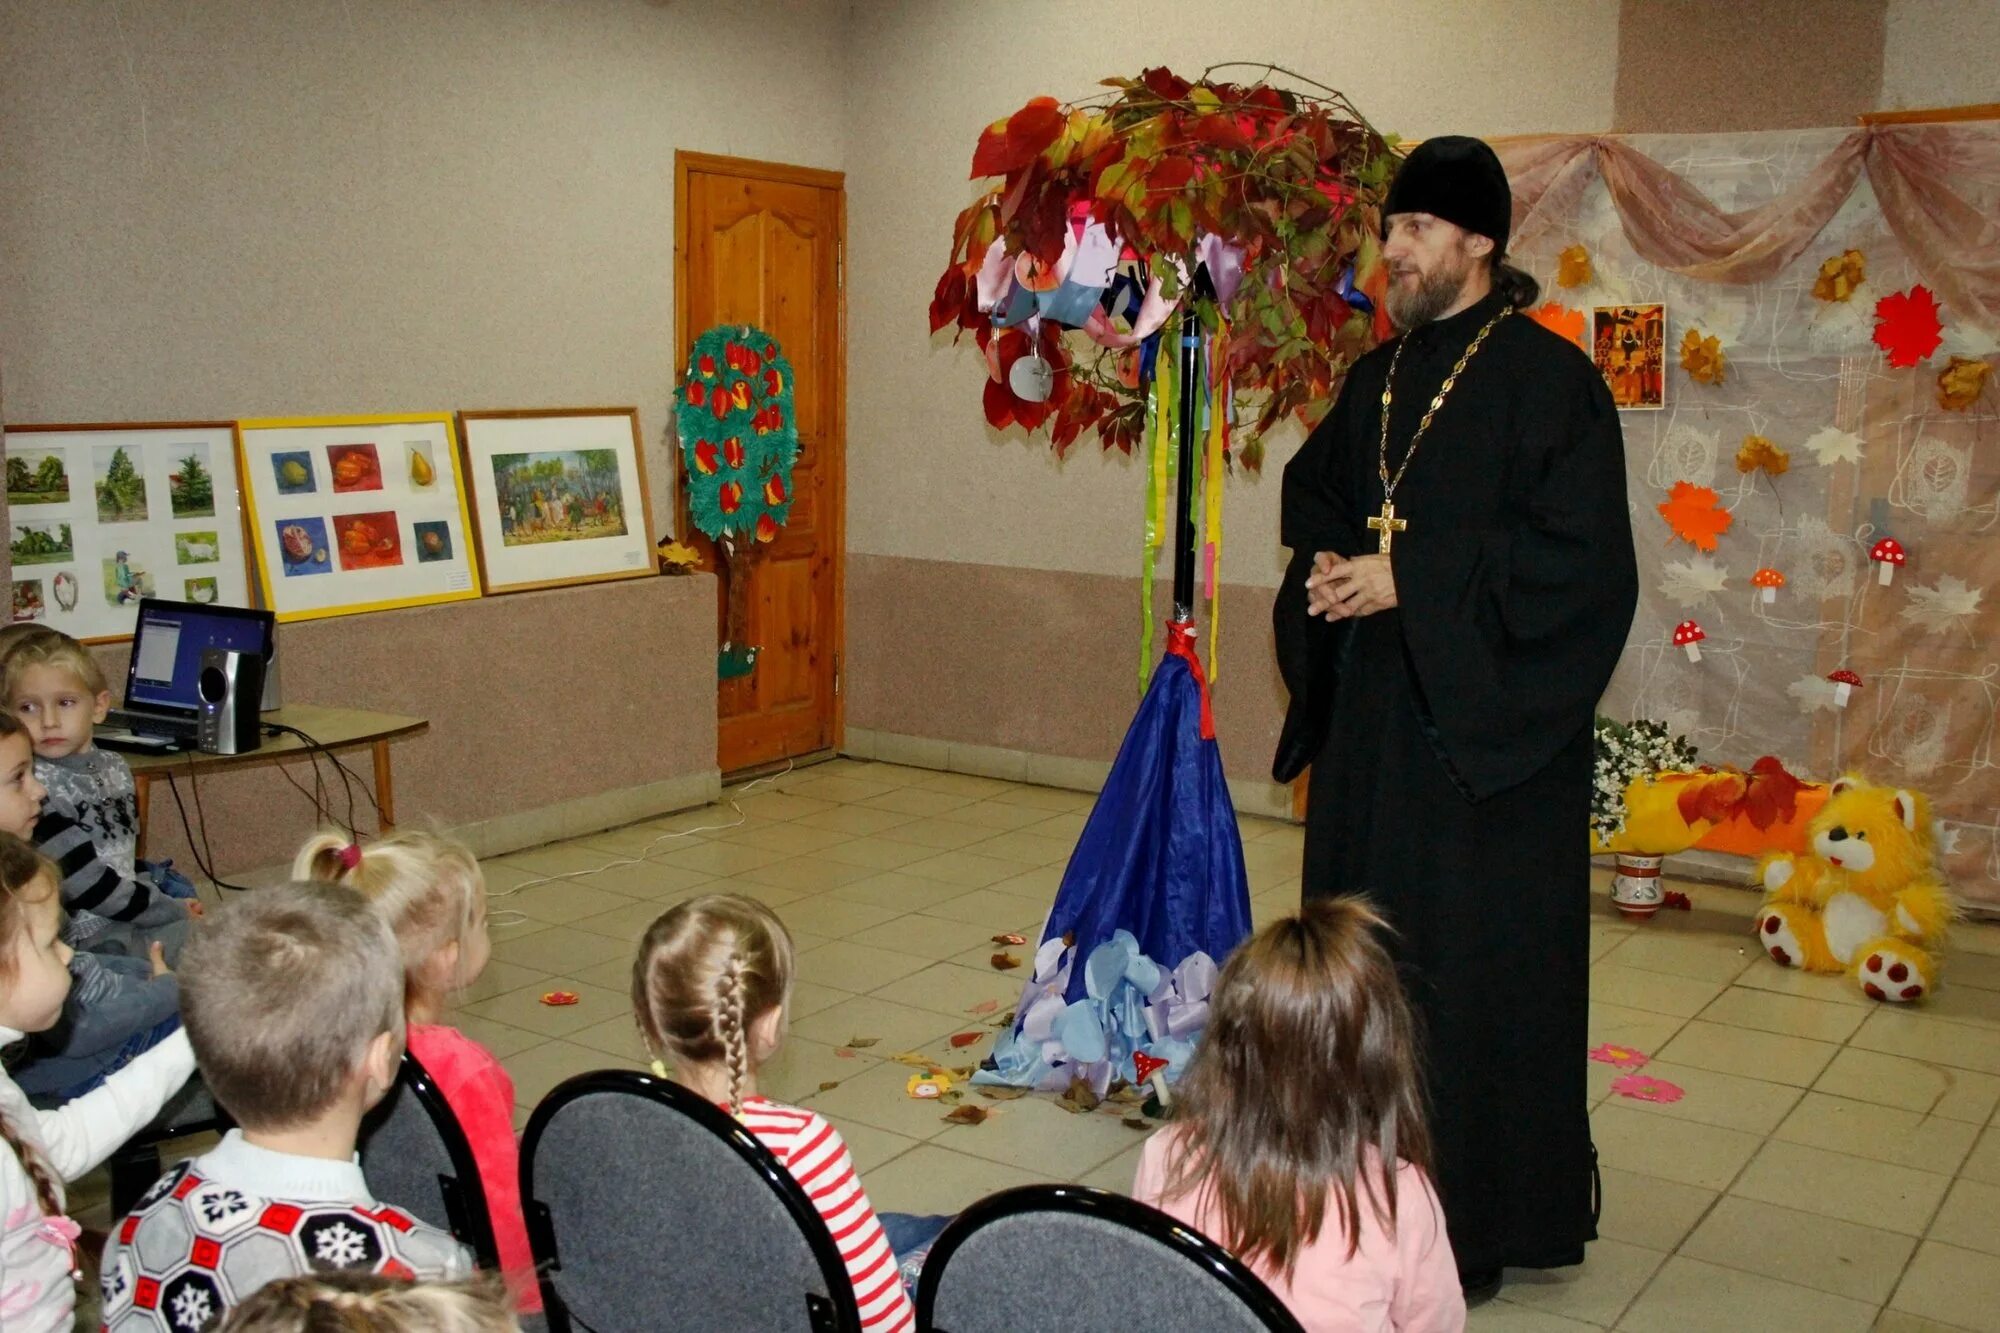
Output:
top-left (520, 1069), bottom-right (861, 1333)
top-left (917, 1184), bottom-right (1304, 1333)
top-left (357, 1051), bottom-right (500, 1268)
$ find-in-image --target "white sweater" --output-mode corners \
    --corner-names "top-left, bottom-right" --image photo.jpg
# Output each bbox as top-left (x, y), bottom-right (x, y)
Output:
top-left (0, 1024), bottom-right (195, 1333)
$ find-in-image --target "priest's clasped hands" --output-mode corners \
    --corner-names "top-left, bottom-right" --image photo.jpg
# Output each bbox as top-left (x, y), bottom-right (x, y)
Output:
top-left (1305, 552), bottom-right (1398, 620)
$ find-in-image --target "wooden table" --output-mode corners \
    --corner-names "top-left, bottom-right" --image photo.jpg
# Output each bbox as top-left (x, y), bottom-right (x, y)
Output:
top-left (127, 704), bottom-right (429, 857)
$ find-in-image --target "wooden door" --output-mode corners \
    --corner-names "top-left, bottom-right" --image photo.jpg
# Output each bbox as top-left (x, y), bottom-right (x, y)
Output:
top-left (675, 153), bottom-right (845, 776)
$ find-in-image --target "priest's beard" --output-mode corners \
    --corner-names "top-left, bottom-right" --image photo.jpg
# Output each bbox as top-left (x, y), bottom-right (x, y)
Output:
top-left (1386, 246), bottom-right (1477, 330)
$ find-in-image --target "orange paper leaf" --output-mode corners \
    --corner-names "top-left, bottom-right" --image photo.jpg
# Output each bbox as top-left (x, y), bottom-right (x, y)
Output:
top-left (1735, 435), bottom-right (1789, 477)
top-left (1812, 249), bottom-right (1866, 303)
top-left (1679, 328), bottom-right (1726, 385)
top-left (1937, 356), bottom-right (1992, 411)
top-left (1556, 244), bottom-right (1592, 289)
top-left (942, 1105), bottom-right (990, 1126)
top-left (1527, 301), bottom-right (1588, 350)
top-left (1658, 481), bottom-right (1733, 552)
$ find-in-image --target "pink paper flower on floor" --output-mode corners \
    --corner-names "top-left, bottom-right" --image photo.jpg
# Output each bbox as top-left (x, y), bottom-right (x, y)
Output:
top-left (1589, 1043), bottom-right (1650, 1069)
top-left (1611, 1073), bottom-right (1685, 1104)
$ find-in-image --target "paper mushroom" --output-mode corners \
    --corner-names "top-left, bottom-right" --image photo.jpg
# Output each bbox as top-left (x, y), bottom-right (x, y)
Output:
top-left (1132, 1050), bottom-right (1173, 1107)
top-left (1829, 668), bottom-right (1862, 707)
top-left (1752, 567), bottom-right (1786, 603)
top-left (1870, 537), bottom-right (1907, 586)
top-left (1673, 619), bottom-right (1707, 662)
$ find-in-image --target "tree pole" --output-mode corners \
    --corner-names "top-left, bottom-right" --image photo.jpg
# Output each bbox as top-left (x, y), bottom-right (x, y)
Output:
top-left (1170, 326), bottom-right (1201, 620)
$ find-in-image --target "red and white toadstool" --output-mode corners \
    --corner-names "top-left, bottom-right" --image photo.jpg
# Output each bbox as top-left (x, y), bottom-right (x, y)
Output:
top-left (1673, 619), bottom-right (1707, 662)
top-left (1752, 567), bottom-right (1786, 603)
top-left (1828, 668), bottom-right (1862, 707)
top-left (1870, 537), bottom-right (1907, 586)
top-left (1132, 1050), bottom-right (1173, 1108)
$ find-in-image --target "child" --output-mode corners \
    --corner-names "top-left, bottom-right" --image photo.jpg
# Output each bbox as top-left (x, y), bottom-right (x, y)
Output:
top-left (1132, 899), bottom-right (1465, 1333)
top-left (0, 710), bottom-right (183, 1103)
top-left (634, 894), bottom-right (917, 1333)
top-left (100, 882), bottom-right (474, 1329)
top-left (217, 1271), bottom-right (521, 1332)
top-left (5, 631), bottom-right (196, 962)
top-left (295, 829), bottom-right (538, 1312)
top-left (0, 833), bottom-right (198, 1333)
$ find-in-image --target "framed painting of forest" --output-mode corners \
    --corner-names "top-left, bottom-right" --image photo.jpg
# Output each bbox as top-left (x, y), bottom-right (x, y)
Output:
top-left (5, 421), bottom-right (251, 641)
top-left (457, 408), bottom-right (656, 595)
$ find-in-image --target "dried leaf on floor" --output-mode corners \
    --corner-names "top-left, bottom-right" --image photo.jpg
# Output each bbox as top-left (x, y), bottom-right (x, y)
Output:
top-left (818, 1081), bottom-right (842, 1092)
top-left (1122, 1116), bottom-right (1151, 1131)
top-left (891, 1051), bottom-right (938, 1070)
top-left (978, 1086), bottom-right (1029, 1101)
top-left (834, 1048), bottom-right (859, 1059)
top-left (943, 1105), bottom-right (990, 1126)
top-left (846, 1036), bottom-right (881, 1049)
top-left (990, 952), bottom-right (1022, 970)
top-left (938, 1089), bottom-right (964, 1105)
top-left (1106, 1082), bottom-right (1145, 1105)
top-left (989, 1009), bottom-right (1017, 1028)
top-left (1056, 1077), bottom-right (1101, 1115)
top-left (949, 1032), bottom-right (984, 1048)
top-left (991, 932), bottom-right (1027, 946)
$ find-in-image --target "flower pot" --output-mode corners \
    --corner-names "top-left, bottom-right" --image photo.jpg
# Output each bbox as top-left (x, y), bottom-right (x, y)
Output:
top-left (1612, 854), bottom-right (1666, 920)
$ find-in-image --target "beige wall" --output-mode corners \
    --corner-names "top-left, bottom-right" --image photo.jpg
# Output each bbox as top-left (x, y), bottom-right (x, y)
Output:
top-left (1881, 0), bottom-right (2000, 110)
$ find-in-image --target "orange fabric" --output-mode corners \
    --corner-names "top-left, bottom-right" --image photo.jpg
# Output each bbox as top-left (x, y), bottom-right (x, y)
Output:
top-left (1693, 784), bottom-right (1828, 858)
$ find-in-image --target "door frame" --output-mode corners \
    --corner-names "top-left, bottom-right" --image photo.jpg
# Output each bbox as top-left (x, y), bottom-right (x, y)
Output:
top-left (672, 149), bottom-right (848, 764)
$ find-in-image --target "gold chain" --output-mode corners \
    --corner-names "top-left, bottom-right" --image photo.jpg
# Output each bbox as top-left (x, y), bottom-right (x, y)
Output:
top-left (1376, 306), bottom-right (1512, 504)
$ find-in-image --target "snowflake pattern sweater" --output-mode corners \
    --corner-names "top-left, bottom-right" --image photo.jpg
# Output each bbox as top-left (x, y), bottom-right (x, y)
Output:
top-left (99, 1131), bottom-right (472, 1331)
top-left (32, 750), bottom-right (182, 947)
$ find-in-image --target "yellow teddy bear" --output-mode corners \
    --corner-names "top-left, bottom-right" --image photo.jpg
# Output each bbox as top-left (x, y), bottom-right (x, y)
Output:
top-left (1755, 776), bottom-right (1955, 1002)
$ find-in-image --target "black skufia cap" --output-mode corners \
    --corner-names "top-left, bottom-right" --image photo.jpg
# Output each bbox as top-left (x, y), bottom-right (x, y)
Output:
top-left (1382, 135), bottom-right (1512, 252)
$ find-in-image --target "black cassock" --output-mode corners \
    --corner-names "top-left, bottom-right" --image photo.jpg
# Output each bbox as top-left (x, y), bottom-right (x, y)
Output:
top-left (1274, 290), bottom-right (1637, 1275)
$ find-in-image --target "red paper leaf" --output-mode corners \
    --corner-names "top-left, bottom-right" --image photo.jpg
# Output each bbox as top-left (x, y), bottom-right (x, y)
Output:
top-left (1675, 771), bottom-right (1746, 828)
top-left (1741, 756), bottom-right (1804, 830)
top-left (967, 998), bottom-right (1002, 1015)
top-left (1873, 285), bottom-right (1945, 369)
top-left (928, 267), bottom-right (968, 335)
top-left (949, 1032), bottom-right (984, 1048)
top-left (1658, 481), bottom-right (1733, 552)
top-left (970, 97), bottom-right (1064, 178)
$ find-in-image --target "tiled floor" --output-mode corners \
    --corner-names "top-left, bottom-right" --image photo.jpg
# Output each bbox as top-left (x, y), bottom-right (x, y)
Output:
top-left (80, 756), bottom-right (2000, 1331)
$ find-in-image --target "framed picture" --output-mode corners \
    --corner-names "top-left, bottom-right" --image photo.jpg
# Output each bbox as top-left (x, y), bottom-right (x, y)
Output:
top-left (238, 414), bottom-right (482, 622)
top-left (457, 408), bottom-right (657, 594)
top-left (1591, 304), bottom-right (1667, 410)
top-left (5, 421), bottom-right (253, 642)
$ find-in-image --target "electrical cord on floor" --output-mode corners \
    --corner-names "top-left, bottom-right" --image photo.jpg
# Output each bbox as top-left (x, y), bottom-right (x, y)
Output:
top-left (163, 764), bottom-right (257, 893)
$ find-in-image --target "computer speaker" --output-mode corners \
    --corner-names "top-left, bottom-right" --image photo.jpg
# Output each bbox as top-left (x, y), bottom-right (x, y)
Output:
top-left (197, 648), bottom-right (266, 756)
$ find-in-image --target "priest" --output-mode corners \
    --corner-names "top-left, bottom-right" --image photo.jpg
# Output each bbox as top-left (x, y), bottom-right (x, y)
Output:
top-left (1273, 136), bottom-right (1638, 1301)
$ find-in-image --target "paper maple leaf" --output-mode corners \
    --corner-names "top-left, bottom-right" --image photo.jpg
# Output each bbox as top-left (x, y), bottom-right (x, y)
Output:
top-left (1901, 574), bottom-right (1984, 635)
top-left (1680, 328), bottom-right (1726, 385)
top-left (1659, 554), bottom-right (1728, 607)
top-left (1677, 770), bottom-right (1747, 828)
top-left (1812, 249), bottom-right (1866, 303)
top-left (1735, 435), bottom-right (1790, 477)
top-left (1742, 756), bottom-right (1804, 830)
top-left (1556, 244), bottom-right (1593, 289)
top-left (1937, 356), bottom-right (1992, 411)
top-left (1874, 285), bottom-right (1945, 369)
top-left (1787, 674), bottom-right (1840, 713)
top-left (1526, 301), bottom-right (1587, 349)
top-left (1659, 481), bottom-right (1732, 551)
top-left (1803, 425), bottom-right (1864, 467)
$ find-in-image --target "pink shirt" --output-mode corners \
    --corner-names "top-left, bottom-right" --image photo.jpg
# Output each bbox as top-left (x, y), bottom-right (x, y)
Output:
top-left (1133, 1129), bottom-right (1465, 1333)
top-left (406, 1023), bottom-right (541, 1312)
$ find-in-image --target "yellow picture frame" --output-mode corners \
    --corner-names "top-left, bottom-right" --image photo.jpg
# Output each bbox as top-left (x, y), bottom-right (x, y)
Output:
top-left (237, 413), bottom-right (484, 622)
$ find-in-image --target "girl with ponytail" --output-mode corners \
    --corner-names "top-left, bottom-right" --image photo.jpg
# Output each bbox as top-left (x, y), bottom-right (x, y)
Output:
top-left (633, 894), bottom-right (919, 1332)
top-left (0, 831), bottom-right (196, 1332)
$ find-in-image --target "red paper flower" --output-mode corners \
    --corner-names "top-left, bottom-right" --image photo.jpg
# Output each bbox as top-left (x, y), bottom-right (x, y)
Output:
top-left (1589, 1044), bottom-right (1649, 1070)
top-left (1873, 285), bottom-right (1945, 369)
top-left (1610, 1073), bottom-right (1685, 1104)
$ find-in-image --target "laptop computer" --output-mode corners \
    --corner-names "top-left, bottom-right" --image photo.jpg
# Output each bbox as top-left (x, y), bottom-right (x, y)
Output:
top-left (100, 598), bottom-right (276, 752)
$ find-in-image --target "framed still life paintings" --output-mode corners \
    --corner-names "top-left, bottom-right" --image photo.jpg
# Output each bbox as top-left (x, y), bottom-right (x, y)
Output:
top-left (457, 408), bottom-right (656, 594)
top-left (1591, 304), bottom-right (1667, 410)
top-left (238, 413), bottom-right (482, 621)
top-left (6, 421), bottom-right (253, 641)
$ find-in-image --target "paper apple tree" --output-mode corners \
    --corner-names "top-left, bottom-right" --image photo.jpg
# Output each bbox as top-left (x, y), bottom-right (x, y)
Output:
top-left (676, 325), bottom-right (800, 679)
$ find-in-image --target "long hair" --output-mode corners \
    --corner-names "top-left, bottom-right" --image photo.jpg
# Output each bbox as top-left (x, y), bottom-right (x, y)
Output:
top-left (294, 830), bottom-right (485, 1012)
top-left (0, 833), bottom-right (67, 1225)
top-left (632, 894), bottom-right (794, 1116)
top-left (216, 1271), bottom-right (520, 1332)
top-left (1158, 897), bottom-right (1433, 1279)
top-left (1490, 254), bottom-right (1540, 309)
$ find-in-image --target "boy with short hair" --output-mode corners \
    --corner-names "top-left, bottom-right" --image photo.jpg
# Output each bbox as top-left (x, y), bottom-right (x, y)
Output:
top-left (100, 882), bottom-right (472, 1330)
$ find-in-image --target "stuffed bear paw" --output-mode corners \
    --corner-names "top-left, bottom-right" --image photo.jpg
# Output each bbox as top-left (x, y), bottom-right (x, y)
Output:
top-left (1756, 906), bottom-right (1809, 969)
top-left (1761, 855), bottom-right (1797, 893)
top-left (1858, 939), bottom-right (1933, 1003)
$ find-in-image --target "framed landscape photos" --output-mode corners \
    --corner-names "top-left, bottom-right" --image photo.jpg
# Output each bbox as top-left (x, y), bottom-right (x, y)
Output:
top-left (457, 408), bottom-right (656, 594)
top-left (6, 422), bottom-right (252, 641)
top-left (1591, 304), bottom-right (1668, 410)
top-left (238, 414), bottom-right (482, 621)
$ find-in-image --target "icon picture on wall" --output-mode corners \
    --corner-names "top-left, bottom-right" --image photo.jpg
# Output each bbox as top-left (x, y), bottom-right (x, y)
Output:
top-left (10, 521), bottom-right (74, 567)
top-left (102, 553), bottom-right (155, 607)
top-left (11, 580), bottom-right (45, 622)
top-left (407, 442), bottom-right (438, 490)
top-left (184, 576), bottom-right (219, 604)
top-left (276, 517), bottom-right (332, 577)
top-left (174, 530), bottom-right (221, 565)
top-left (93, 444), bottom-right (149, 523)
top-left (334, 511), bottom-right (403, 571)
top-left (6, 448), bottom-right (70, 506)
top-left (52, 572), bottom-right (78, 613)
top-left (272, 450), bottom-right (318, 495)
top-left (412, 520), bottom-right (453, 563)
top-left (327, 443), bottom-right (384, 494)
top-left (167, 442), bottom-right (217, 518)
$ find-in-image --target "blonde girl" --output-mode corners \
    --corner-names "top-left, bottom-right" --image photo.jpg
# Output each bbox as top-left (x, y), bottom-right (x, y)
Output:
top-left (633, 894), bottom-right (917, 1333)
top-left (0, 832), bottom-right (195, 1332)
top-left (1133, 898), bottom-right (1465, 1333)
top-left (294, 830), bottom-right (533, 1312)
top-left (216, 1270), bottom-right (520, 1332)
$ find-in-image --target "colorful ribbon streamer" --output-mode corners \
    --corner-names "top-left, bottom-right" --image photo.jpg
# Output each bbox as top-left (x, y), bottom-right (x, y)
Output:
top-left (1203, 328), bottom-right (1228, 682)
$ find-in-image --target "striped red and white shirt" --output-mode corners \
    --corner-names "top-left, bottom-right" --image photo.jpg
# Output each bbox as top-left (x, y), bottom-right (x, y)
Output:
top-left (734, 1096), bottom-right (915, 1333)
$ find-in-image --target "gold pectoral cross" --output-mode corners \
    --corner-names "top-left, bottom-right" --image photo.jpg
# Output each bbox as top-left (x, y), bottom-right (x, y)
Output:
top-left (1368, 501), bottom-right (1407, 554)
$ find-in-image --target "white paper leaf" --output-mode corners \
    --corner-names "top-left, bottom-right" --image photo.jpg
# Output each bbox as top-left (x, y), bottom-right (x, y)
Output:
top-left (1647, 423), bottom-right (1719, 491)
top-left (1658, 554), bottom-right (1729, 607)
top-left (1937, 822), bottom-right (1964, 857)
top-left (1787, 674), bottom-right (1838, 714)
top-left (1900, 574), bottom-right (1983, 635)
top-left (1803, 426), bottom-right (1864, 467)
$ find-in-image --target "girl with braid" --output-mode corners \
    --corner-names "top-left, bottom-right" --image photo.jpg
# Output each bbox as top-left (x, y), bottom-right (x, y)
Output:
top-left (633, 894), bottom-right (918, 1333)
top-left (0, 832), bottom-right (196, 1331)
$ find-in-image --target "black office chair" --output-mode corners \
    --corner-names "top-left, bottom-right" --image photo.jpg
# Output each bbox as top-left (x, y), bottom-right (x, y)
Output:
top-left (107, 1076), bottom-right (231, 1216)
top-left (520, 1069), bottom-right (862, 1333)
top-left (916, 1184), bottom-right (1304, 1333)
top-left (357, 1050), bottom-right (500, 1268)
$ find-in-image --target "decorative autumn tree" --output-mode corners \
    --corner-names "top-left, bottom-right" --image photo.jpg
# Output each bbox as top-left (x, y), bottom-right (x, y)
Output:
top-left (929, 64), bottom-right (1399, 470)
top-left (676, 325), bottom-right (800, 677)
